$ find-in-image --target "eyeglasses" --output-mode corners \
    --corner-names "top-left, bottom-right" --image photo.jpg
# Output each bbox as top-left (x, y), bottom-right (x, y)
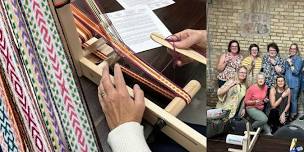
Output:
top-left (231, 46), bottom-right (238, 48)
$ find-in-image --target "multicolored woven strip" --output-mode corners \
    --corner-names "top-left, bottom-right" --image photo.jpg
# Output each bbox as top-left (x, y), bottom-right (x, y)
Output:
top-left (0, 73), bottom-right (26, 152)
top-left (0, 132), bottom-right (8, 152)
top-left (19, 0), bottom-right (99, 151)
top-left (0, 9), bottom-right (52, 151)
top-left (2, 0), bottom-right (67, 151)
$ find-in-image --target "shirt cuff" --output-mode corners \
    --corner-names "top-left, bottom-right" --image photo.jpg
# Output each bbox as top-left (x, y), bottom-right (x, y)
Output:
top-left (108, 122), bottom-right (151, 152)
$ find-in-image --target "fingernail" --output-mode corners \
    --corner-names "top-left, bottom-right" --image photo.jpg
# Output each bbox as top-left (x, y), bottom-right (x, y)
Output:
top-left (115, 63), bottom-right (120, 68)
top-left (134, 84), bottom-right (140, 89)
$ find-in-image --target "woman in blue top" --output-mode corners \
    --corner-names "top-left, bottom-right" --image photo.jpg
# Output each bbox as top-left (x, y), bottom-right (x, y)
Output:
top-left (285, 43), bottom-right (302, 121)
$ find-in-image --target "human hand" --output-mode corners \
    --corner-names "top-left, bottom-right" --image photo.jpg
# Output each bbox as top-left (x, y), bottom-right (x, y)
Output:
top-left (228, 80), bottom-right (238, 88)
top-left (168, 29), bottom-right (207, 66)
top-left (98, 63), bottom-right (145, 130)
top-left (282, 90), bottom-right (288, 98)
top-left (255, 99), bottom-right (262, 105)
top-left (240, 109), bottom-right (246, 117)
top-left (251, 60), bottom-right (255, 67)
top-left (269, 58), bottom-right (276, 66)
top-left (172, 29), bottom-right (207, 49)
top-left (280, 112), bottom-right (286, 124)
top-left (263, 98), bottom-right (269, 103)
top-left (274, 65), bottom-right (282, 73)
top-left (224, 56), bottom-right (231, 64)
top-left (287, 58), bottom-right (292, 65)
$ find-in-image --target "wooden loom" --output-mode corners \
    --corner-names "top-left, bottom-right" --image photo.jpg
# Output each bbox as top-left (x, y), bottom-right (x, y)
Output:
top-left (50, 0), bottom-right (206, 151)
top-left (228, 123), bottom-right (261, 152)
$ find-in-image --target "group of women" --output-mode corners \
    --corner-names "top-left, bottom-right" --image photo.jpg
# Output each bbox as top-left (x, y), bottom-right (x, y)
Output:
top-left (215, 40), bottom-right (303, 134)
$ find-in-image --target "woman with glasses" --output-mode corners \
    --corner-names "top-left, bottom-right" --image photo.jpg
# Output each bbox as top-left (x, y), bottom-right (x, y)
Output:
top-left (262, 42), bottom-right (285, 88)
top-left (216, 66), bottom-right (248, 119)
top-left (244, 72), bottom-right (272, 135)
top-left (207, 66), bottom-right (247, 137)
top-left (242, 44), bottom-right (262, 86)
top-left (284, 43), bottom-right (302, 121)
top-left (217, 40), bottom-right (243, 88)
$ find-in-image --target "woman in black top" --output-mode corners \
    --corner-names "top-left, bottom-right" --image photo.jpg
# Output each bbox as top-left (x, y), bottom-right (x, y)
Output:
top-left (268, 75), bottom-right (291, 133)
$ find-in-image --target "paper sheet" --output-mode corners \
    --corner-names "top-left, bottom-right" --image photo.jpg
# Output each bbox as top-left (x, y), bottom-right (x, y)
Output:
top-left (106, 6), bottom-right (172, 53)
top-left (116, 0), bottom-right (175, 10)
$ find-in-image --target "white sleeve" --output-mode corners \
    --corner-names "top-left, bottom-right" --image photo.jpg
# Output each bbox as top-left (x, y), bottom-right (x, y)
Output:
top-left (107, 122), bottom-right (151, 152)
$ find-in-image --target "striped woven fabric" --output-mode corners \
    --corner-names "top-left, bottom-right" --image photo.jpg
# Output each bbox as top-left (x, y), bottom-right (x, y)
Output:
top-left (0, 73), bottom-right (27, 152)
top-left (0, 8), bottom-right (53, 151)
top-left (2, 1), bottom-right (67, 151)
top-left (0, 132), bottom-right (8, 152)
top-left (0, 0), bottom-right (102, 151)
top-left (18, 0), bottom-right (99, 151)
top-left (0, 0), bottom-right (101, 151)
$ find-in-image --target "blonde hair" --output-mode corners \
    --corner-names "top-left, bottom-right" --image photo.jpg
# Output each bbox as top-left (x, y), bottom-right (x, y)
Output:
top-left (234, 66), bottom-right (248, 86)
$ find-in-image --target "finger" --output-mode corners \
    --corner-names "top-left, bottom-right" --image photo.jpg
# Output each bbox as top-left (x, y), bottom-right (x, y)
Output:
top-left (114, 64), bottom-right (128, 92)
top-left (102, 63), bottom-right (115, 94)
top-left (174, 29), bottom-right (192, 39)
top-left (98, 82), bottom-right (109, 112)
top-left (98, 91), bottom-right (107, 114)
top-left (166, 35), bottom-right (180, 42)
top-left (133, 84), bottom-right (145, 108)
top-left (98, 78), bottom-right (106, 97)
top-left (174, 37), bottom-right (194, 49)
top-left (172, 30), bottom-right (186, 40)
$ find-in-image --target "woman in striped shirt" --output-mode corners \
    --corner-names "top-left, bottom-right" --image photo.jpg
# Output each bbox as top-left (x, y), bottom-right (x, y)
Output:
top-left (242, 44), bottom-right (262, 87)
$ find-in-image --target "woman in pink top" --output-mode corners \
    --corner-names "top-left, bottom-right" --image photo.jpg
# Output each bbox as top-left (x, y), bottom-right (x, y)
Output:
top-left (244, 72), bottom-right (271, 135)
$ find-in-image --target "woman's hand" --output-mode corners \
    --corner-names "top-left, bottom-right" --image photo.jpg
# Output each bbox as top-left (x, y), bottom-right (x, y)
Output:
top-left (98, 63), bottom-right (145, 130)
top-left (280, 112), bottom-right (286, 124)
top-left (282, 90), bottom-right (289, 98)
top-left (274, 65), bottom-right (282, 73)
top-left (240, 109), bottom-right (246, 117)
top-left (169, 29), bottom-right (207, 66)
top-left (173, 29), bottom-right (207, 49)
top-left (269, 58), bottom-right (276, 65)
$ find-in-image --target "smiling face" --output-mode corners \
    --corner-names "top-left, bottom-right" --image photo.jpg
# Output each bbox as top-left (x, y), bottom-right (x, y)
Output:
top-left (268, 47), bottom-right (277, 58)
top-left (276, 77), bottom-right (285, 88)
top-left (289, 44), bottom-right (297, 56)
top-left (250, 47), bottom-right (259, 58)
top-left (230, 42), bottom-right (239, 54)
top-left (238, 67), bottom-right (247, 82)
top-left (257, 74), bottom-right (265, 86)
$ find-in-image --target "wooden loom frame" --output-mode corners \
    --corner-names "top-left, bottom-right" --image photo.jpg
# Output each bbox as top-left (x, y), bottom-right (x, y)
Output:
top-left (228, 123), bottom-right (261, 152)
top-left (51, 1), bottom-right (206, 152)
